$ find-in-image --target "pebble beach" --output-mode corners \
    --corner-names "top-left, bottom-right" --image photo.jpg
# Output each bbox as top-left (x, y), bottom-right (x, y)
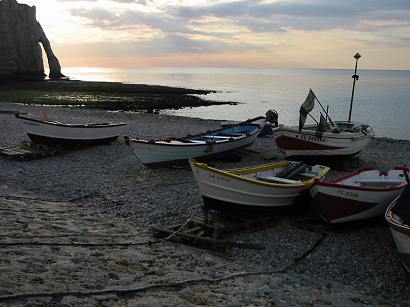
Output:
top-left (1, 102), bottom-right (410, 306)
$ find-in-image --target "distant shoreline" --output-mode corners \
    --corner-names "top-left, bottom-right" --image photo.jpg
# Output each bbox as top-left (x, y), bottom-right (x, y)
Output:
top-left (0, 79), bottom-right (237, 112)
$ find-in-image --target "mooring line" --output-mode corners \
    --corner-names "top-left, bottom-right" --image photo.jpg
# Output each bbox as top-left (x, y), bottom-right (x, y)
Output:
top-left (0, 241), bottom-right (158, 247)
top-left (292, 232), bottom-right (327, 263)
top-left (0, 233), bottom-right (151, 239)
top-left (0, 267), bottom-right (289, 303)
top-left (0, 218), bottom-right (330, 303)
top-left (0, 233), bottom-right (328, 303)
top-left (0, 206), bottom-right (202, 247)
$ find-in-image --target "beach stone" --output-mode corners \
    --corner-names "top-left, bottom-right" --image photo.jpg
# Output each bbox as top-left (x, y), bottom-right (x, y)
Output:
top-left (0, 0), bottom-right (64, 79)
top-left (23, 297), bottom-right (53, 306)
top-left (58, 296), bottom-right (94, 307)
top-left (92, 294), bottom-right (119, 302)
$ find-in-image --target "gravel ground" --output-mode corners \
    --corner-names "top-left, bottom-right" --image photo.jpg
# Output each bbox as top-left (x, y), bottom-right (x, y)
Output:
top-left (0, 196), bottom-right (387, 306)
top-left (1, 102), bottom-right (410, 305)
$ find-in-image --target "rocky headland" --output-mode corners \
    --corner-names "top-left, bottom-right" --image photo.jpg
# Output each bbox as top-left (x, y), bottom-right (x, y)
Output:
top-left (0, 0), bottom-right (64, 80)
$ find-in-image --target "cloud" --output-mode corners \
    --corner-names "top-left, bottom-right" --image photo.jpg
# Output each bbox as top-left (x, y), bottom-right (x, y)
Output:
top-left (70, 7), bottom-right (189, 33)
top-left (175, 0), bottom-right (410, 19)
top-left (65, 0), bottom-right (410, 58)
top-left (68, 0), bottom-right (410, 35)
top-left (57, 0), bottom-right (149, 4)
top-left (174, 0), bottom-right (410, 31)
top-left (56, 33), bottom-right (256, 57)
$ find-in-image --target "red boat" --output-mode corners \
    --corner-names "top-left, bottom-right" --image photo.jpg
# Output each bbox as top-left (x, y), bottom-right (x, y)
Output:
top-left (310, 167), bottom-right (409, 224)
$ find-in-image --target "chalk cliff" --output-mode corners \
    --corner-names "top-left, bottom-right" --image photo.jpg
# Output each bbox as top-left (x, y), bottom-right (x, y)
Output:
top-left (0, 0), bottom-right (64, 80)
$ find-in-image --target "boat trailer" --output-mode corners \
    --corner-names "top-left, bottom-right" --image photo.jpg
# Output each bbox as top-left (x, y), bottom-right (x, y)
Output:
top-left (0, 141), bottom-right (62, 160)
top-left (152, 208), bottom-right (278, 251)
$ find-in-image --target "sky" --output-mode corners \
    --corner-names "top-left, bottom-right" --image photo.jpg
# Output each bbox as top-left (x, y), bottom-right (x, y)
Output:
top-left (16, 0), bottom-right (410, 70)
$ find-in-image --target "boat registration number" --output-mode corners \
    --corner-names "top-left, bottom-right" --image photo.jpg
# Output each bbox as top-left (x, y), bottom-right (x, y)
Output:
top-left (299, 134), bottom-right (326, 143)
top-left (208, 174), bottom-right (231, 183)
top-left (337, 189), bottom-right (359, 198)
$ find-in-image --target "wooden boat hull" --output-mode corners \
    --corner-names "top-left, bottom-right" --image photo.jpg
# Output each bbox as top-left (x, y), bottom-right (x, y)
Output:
top-left (190, 160), bottom-right (329, 211)
top-left (311, 185), bottom-right (404, 224)
top-left (16, 114), bottom-right (126, 146)
top-left (130, 135), bottom-right (259, 167)
top-left (27, 134), bottom-right (120, 146)
top-left (274, 123), bottom-right (371, 157)
top-left (311, 169), bottom-right (407, 224)
top-left (386, 197), bottom-right (410, 273)
top-left (129, 117), bottom-right (266, 167)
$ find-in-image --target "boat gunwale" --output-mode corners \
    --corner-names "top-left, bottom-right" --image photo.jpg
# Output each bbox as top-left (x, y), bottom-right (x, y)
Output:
top-left (386, 197), bottom-right (410, 235)
top-left (315, 167), bottom-right (409, 192)
top-left (191, 159), bottom-right (330, 189)
top-left (15, 113), bottom-right (127, 128)
top-left (130, 134), bottom-right (249, 147)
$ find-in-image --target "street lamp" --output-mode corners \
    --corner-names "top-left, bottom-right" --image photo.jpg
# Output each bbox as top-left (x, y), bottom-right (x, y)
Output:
top-left (348, 52), bottom-right (361, 123)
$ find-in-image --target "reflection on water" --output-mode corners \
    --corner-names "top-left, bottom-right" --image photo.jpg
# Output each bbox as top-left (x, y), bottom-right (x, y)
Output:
top-left (63, 67), bottom-right (410, 140)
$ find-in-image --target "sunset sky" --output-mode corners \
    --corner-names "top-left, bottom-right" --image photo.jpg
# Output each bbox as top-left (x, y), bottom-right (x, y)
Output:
top-left (17, 0), bottom-right (410, 70)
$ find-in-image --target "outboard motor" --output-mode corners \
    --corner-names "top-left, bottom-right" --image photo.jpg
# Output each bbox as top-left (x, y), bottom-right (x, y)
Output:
top-left (266, 109), bottom-right (279, 127)
top-left (331, 125), bottom-right (341, 133)
top-left (353, 124), bottom-right (362, 133)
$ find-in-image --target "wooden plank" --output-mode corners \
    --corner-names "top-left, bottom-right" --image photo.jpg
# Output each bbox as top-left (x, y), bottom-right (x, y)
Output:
top-left (196, 230), bottom-right (205, 237)
top-left (0, 144), bottom-right (61, 160)
top-left (152, 227), bottom-right (264, 250)
top-left (183, 226), bottom-right (203, 234)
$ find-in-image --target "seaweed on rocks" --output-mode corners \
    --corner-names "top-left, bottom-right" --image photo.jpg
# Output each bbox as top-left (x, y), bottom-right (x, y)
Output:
top-left (0, 80), bottom-right (236, 111)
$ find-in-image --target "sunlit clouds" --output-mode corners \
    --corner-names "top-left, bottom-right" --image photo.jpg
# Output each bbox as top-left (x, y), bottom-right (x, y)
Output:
top-left (16, 0), bottom-right (410, 69)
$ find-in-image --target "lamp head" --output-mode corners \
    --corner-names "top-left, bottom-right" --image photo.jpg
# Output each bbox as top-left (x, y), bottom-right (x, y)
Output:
top-left (354, 52), bottom-right (361, 60)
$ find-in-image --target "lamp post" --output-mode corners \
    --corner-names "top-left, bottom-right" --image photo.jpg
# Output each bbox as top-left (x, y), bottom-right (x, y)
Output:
top-left (348, 52), bottom-right (361, 123)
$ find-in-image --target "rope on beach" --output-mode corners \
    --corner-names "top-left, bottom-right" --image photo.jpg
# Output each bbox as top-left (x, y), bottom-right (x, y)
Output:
top-left (133, 180), bottom-right (194, 192)
top-left (0, 192), bottom-right (98, 203)
top-left (0, 230), bottom-right (328, 303)
top-left (0, 194), bottom-right (62, 203)
top-left (0, 233), bottom-right (152, 238)
top-left (124, 140), bottom-right (150, 182)
top-left (0, 205), bottom-right (202, 247)
top-left (0, 241), bottom-right (160, 247)
top-left (292, 232), bottom-right (327, 263)
top-left (401, 274), bottom-right (410, 292)
top-left (0, 267), bottom-right (290, 303)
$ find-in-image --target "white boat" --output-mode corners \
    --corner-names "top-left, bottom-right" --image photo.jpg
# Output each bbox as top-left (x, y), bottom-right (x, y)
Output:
top-left (274, 120), bottom-right (374, 158)
top-left (190, 159), bottom-right (330, 211)
top-left (385, 180), bottom-right (410, 273)
top-left (125, 117), bottom-right (266, 167)
top-left (16, 113), bottom-right (126, 146)
top-left (310, 167), bottom-right (409, 224)
top-left (274, 54), bottom-right (374, 158)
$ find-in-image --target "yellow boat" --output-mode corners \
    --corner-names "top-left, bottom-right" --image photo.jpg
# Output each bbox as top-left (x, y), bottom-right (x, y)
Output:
top-left (189, 159), bottom-right (330, 211)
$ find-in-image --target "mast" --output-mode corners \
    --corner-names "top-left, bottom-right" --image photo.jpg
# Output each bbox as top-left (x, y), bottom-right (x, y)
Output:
top-left (348, 52), bottom-right (361, 123)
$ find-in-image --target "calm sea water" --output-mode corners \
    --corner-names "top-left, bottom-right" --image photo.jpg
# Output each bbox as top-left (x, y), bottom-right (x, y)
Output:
top-left (63, 67), bottom-right (410, 140)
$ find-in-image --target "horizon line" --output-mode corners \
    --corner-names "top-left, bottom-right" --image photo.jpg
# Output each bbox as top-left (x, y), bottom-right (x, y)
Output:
top-left (55, 66), bottom-right (410, 73)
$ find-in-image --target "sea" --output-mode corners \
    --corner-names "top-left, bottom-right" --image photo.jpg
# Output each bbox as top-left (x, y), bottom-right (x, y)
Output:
top-left (63, 67), bottom-right (410, 140)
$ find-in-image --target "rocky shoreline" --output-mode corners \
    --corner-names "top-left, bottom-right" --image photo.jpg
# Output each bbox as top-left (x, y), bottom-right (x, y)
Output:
top-left (1, 102), bottom-right (410, 306)
top-left (0, 80), bottom-right (236, 112)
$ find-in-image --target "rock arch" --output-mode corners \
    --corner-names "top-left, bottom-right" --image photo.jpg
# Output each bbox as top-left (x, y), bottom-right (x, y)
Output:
top-left (0, 0), bottom-right (64, 80)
